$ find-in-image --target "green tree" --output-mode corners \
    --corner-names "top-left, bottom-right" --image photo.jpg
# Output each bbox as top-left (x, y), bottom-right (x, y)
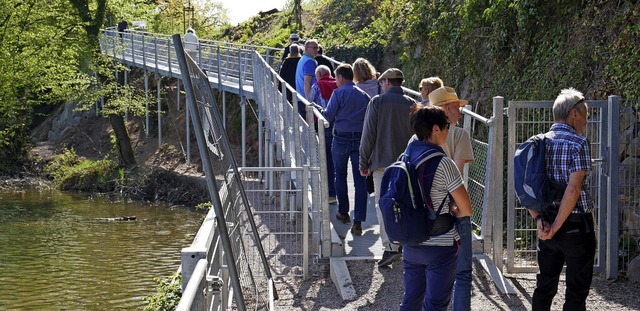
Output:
top-left (69, 0), bottom-right (142, 168)
top-left (152, 0), bottom-right (229, 37)
top-left (0, 0), bottom-right (87, 174)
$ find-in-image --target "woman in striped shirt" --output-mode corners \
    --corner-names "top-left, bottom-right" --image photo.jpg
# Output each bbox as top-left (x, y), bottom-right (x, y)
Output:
top-left (399, 105), bottom-right (473, 311)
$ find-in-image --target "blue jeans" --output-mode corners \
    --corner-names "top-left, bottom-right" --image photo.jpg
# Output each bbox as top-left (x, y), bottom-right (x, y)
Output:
top-left (325, 129), bottom-right (335, 197)
top-left (331, 131), bottom-right (367, 222)
top-left (453, 216), bottom-right (472, 311)
top-left (400, 244), bottom-right (458, 311)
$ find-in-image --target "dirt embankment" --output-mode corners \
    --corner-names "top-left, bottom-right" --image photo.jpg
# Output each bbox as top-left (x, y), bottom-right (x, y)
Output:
top-left (26, 75), bottom-right (214, 207)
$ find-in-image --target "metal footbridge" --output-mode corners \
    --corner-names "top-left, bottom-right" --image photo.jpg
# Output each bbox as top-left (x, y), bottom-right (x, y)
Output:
top-left (98, 28), bottom-right (520, 310)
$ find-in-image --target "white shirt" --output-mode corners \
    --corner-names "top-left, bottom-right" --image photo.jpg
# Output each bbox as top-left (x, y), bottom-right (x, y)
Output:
top-left (183, 32), bottom-right (199, 52)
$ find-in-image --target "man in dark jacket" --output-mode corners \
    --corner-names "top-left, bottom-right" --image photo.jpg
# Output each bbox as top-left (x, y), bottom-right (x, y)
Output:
top-left (281, 33), bottom-right (301, 61)
top-left (359, 68), bottom-right (417, 267)
top-left (315, 45), bottom-right (334, 77)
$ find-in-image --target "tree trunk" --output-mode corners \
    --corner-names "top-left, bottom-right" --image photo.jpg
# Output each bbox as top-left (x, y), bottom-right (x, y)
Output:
top-left (69, 0), bottom-right (137, 167)
top-left (294, 0), bottom-right (302, 31)
top-left (109, 114), bottom-right (136, 167)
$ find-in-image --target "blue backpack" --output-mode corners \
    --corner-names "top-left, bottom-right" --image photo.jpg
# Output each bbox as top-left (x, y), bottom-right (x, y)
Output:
top-left (513, 133), bottom-right (566, 211)
top-left (379, 144), bottom-right (455, 246)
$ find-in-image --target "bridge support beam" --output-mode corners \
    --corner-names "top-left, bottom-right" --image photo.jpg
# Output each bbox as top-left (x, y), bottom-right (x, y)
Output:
top-left (222, 91), bottom-right (226, 129)
top-left (156, 73), bottom-right (162, 147)
top-left (124, 68), bottom-right (128, 121)
top-left (144, 71), bottom-right (149, 138)
top-left (241, 97), bottom-right (246, 167)
top-left (186, 84), bottom-right (191, 166)
top-left (176, 78), bottom-right (181, 111)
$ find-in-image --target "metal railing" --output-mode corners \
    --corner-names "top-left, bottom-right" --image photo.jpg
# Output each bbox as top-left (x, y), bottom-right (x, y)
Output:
top-left (251, 50), bottom-right (332, 258)
top-left (99, 27), bottom-right (281, 96)
top-left (462, 98), bottom-right (504, 270)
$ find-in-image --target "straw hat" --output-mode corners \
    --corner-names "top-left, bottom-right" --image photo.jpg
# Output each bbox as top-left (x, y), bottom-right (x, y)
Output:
top-left (428, 86), bottom-right (468, 107)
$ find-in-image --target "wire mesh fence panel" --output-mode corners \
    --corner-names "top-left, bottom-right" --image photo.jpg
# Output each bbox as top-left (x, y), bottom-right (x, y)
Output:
top-left (467, 139), bottom-right (488, 229)
top-left (617, 99), bottom-right (640, 274)
top-left (239, 168), bottom-right (318, 280)
top-left (177, 38), bottom-right (274, 310)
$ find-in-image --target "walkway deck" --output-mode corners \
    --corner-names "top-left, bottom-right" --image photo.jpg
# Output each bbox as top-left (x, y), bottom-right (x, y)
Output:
top-left (328, 161), bottom-right (383, 260)
top-left (329, 194), bottom-right (383, 259)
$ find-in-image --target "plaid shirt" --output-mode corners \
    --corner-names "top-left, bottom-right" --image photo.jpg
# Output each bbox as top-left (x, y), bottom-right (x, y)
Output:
top-left (545, 123), bottom-right (594, 213)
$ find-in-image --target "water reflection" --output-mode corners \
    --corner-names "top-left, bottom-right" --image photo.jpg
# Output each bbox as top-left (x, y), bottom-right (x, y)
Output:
top-left (0, 189), bottom-right (203, 310)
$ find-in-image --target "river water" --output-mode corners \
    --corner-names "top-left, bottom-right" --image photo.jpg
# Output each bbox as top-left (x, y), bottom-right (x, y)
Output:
top-left (0, 188), bottom-right (203, 310)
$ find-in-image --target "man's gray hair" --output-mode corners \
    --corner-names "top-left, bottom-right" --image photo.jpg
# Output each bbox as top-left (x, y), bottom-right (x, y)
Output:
top-left (315, 65), bottom-right (331, 76)
top-left (553, 87), bottom-right (586, 121)
top-left (305, 39), bottom-right (318, 48)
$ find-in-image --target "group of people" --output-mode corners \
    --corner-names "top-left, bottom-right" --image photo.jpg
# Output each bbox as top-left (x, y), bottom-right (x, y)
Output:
top-left (277, 34), bottom-right (595, 311)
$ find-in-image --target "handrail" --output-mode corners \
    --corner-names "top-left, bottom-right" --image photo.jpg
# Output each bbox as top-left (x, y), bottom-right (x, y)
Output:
top-left (462, 106), bottom-right (491, 125)
top-left (176, 259), bottom-right (208, 311)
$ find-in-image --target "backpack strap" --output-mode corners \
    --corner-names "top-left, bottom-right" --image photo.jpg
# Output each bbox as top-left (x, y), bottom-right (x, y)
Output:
top-left (412, 147), bottom-right (447, 212)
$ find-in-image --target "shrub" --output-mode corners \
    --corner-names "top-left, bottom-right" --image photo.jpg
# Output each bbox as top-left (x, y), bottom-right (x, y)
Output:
top-left (143, 272), bottom-right (182, 311)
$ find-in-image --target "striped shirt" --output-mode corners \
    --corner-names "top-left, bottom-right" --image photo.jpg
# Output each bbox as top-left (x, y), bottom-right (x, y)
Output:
top-left (419, 156), bottom-right (463, 246)
top-left (545, 123), bottom-right (594, 213)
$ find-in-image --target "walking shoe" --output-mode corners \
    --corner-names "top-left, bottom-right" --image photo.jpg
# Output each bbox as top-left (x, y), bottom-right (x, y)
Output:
top-left (336, 212), bottom-right (351, 224)
top-left (378, 250), bottom-right (402, 267)
top-left (328, 196), bottom-right (337, 204)
top-left (350, 222), bottom-right (362, 235)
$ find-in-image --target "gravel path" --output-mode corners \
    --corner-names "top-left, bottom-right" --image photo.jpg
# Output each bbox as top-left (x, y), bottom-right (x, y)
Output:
top-left (273, 259), bottom-right (640, 310)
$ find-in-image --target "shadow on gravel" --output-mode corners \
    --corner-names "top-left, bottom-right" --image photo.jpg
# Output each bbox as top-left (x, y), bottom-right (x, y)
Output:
top-left (276, 259), bottom-right (640, 310)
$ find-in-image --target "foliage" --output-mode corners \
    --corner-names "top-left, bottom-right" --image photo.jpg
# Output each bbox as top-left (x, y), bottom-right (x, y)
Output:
top-left (401, 0), bottom-right (640, 107)
top-left (0, 0), bottom-right (88, 174)
top-left (148, 0), bottom-right (229, 38)
top-left (44, 148), bottom-right (120, 191)
top-left (105, 0), bottom-right (157, 30)
top-left (143, 272), bottom-right (182, 311)
top-left (0, 102), bottom-right (32, 174)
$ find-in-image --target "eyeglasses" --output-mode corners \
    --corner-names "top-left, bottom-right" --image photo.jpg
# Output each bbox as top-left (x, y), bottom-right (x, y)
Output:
top-left (442, 123), bottom-right (450, 130)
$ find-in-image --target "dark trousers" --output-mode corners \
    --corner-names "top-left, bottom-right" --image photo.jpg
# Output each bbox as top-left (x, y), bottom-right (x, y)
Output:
top-left (532, 214), bottom-right (596, 311)
top-left (324, 129), bottom-right (335, 197)
top-left (297, 101), bottom-right (307, 121)
top-left (400, 244), bottom-right (458, 311)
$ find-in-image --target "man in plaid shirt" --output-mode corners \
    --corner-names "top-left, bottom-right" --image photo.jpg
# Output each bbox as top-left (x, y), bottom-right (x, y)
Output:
top-left (529, 88), bottom-right (595, 311)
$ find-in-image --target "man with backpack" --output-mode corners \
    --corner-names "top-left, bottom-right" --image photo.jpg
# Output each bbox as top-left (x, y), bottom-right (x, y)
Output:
top-left (526, 88), bottom-right (595, 311)
top-left (359, 68), bottom-right (417, 267)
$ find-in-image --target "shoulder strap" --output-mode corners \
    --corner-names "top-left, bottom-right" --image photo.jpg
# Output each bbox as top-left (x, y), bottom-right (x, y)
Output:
top-left (413, 147), bottom-right (446, 210)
